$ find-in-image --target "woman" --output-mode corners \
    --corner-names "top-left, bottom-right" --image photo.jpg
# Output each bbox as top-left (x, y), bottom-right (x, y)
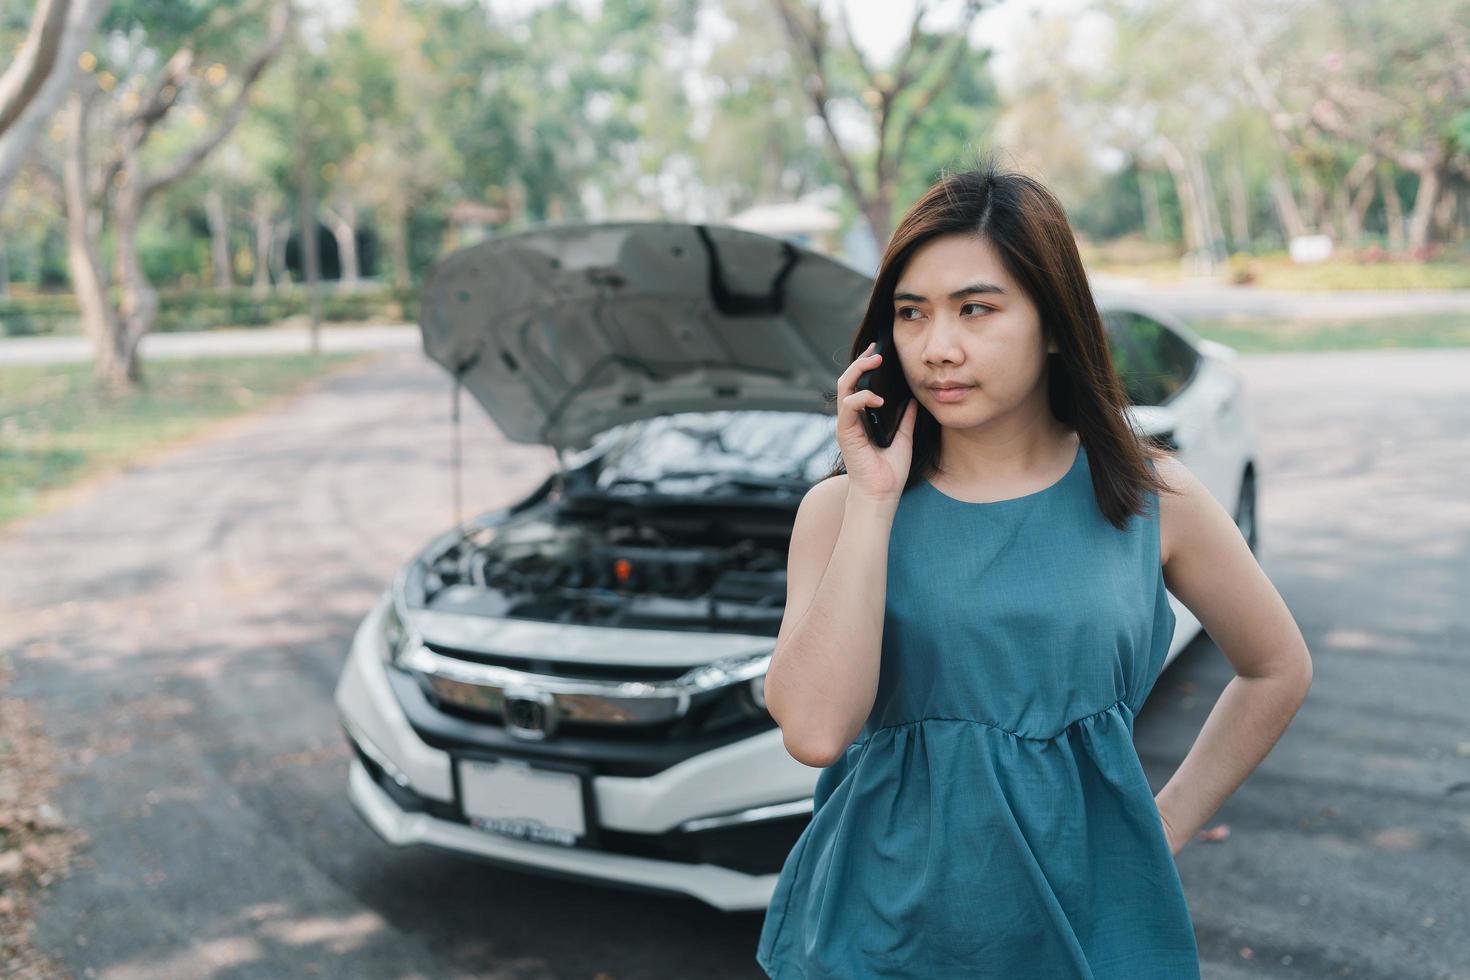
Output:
top-left (755, 162), bottom-right (1313, 978)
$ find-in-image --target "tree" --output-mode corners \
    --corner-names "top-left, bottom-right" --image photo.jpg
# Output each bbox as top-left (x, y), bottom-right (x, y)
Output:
top-left (1229, 0), bottom-right (1470, 253)
top-left (674, 0), bottom-right (838, 218)
top-left (1080, 0), bottom-right (1242, 264)
top-left (61, 0), bottom-right (290, 387)
top-left (422, 0), bottom-right (701, 228)
top-left (0, 0), bottom-right (111, 205)
top-left (769, 0), bottom-right (987, 240)
top-left (330, 0), bottom-right (455, 291)
top-left (0, 0), bottom-right (72, 135)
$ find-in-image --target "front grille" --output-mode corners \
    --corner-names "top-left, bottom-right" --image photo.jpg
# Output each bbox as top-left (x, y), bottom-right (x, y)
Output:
top-left (399, 642), bottom-right (771, 743)
top-left (423, 642), bottom-right (693, 682)
top-left (423, 674), bottom-right (765, 741)
top-left (386, 666), bottom-right (776, 779)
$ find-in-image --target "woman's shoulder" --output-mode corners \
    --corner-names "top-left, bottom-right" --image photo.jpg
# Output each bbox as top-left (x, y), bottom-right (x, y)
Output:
top-left (801, 472), bottom-right (850, 519)
top-left (1149, 451), bottom-right (1201, 500)
top-left (1148, 452), bottom-right (1212, 566)
top-left (805, 470), bottom-right (849, 494)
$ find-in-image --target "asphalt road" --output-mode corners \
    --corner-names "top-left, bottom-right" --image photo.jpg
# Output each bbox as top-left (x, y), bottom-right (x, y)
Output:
top-left (2, 347), bottom-right (1467, 979)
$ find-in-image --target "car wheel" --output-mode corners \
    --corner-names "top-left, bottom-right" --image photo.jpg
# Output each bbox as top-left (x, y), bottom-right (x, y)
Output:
top-left (1234, 469), bottom-right (1258, 555)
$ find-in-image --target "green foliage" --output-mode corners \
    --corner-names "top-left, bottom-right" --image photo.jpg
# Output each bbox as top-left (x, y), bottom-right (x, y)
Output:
top-left (1065, 166), bottom-right (1146, 243)
top-left (0, 293), bottom-right (76, 337)
top-left (138, 218), bottom-right (211, 284)
top-left (0, 286), bottom-right (405, 337)
top-left (422, 0), bottom-right (701, 223)
top-left (895, 45), bottom-right (1003, 209)
top-left (6, 0), bottom-right (1464, 304)
top-left (100, 0), bottom-right (214, 47)
top-left (696, 0), bottom-right (839, 210)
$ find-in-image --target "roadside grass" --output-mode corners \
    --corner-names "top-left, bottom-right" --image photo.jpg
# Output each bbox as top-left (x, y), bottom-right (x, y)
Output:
top-left (1243, 258), bottom-right (1470, 291)
top-left (0, 353), bottom-right (364, 527)
top-left (1091, 255), bottom-right (1470, 291)
top-left (1187, 312), bottom-right (1470, 354)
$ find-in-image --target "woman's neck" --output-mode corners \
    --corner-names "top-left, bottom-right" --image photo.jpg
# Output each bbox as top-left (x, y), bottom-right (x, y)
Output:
top-left (934, 420), bottom-right (1077, 488)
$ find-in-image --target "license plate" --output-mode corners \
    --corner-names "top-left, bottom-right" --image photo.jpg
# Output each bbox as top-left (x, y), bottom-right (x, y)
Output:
top-left (459, 757), bottom-right (586, 846)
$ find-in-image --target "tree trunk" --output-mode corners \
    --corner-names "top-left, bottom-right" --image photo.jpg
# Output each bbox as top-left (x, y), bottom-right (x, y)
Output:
top-left (112, 174), bottom-right (157, 385)
top-left (1344, 173), bottom-right (1376, 245)
top-left (862, 201), bottom-right (891, 251)
top-left (867, 158), bottom-right (898, 247)
top-left (252, 194), bottom-right (273, 297)
top-left (1334, 153), bottom-right (1376, 246)
top-left (1268, 168), bottom-right (1308, 242)
top-left (295, 142), bottom-right (321, 353)
top-left (1157, 137), bottom-right (1206, 257)
top-left (322, 203), bottom-right (359, 288)
top-left (1380, 167), bottom-right (1405, 251)
top-left (1226, 160), bottom-right (1250, 252)
top-left (1430, 185), bottom-right (1457, 244)
top-left (386, 193), bottom-right (411, 291)
top-left (63, 89), bottom-right (132, 388)
top-left (1187, 147), bottom-right (1226, 261)
top-left (1139, 166), bottom-right (1164, 242)
top-left (1300, 170), bottom-right (1327, 236)
top-left (204, 186), bottom-right (232, 290)
top-left (1406, 163), bottom-right (1443, 255)
top-left (270, 217), bottom-right (291, 285)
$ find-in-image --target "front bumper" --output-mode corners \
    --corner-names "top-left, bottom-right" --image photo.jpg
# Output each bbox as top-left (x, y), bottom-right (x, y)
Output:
top-left (334, 594), bottom-right (817, 911)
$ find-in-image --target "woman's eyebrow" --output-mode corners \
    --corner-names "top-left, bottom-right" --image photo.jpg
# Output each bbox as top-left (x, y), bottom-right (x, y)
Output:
top-left (892, 282), bottom-right (1007, 303)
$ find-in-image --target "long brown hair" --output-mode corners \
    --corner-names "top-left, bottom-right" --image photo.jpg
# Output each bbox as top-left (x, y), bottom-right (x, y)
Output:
top-left (822, 159), bottom-right (1175, 531)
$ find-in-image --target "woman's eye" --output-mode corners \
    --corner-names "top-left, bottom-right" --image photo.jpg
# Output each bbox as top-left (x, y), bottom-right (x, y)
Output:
top-left (896, 307), bottom-right (921, 321)
top-left (962, 303), bottom-right (992, 316)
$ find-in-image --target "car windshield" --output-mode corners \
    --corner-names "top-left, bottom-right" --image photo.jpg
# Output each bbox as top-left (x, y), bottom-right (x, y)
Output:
top-left (575, 411), bottom-right (839, 489)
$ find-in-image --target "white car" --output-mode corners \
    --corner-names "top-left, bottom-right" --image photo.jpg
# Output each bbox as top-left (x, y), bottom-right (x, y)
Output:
top-left (334, 222), bottom-right (1260, 912)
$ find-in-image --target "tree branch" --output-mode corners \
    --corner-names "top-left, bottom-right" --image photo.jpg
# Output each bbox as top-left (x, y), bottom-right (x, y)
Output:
top-left (889, 0), bottom-right (933, 94)
top-left (771, 0), bottom-right (868, 208)
top-left (137, 1), bottom-right (291, 204)
top-left (126, 47), bottom-right (195, 141)
top-left (870, 1), bottom-right (939, 187)
top-left (123, 0), bottom-right (279, 143)
top-left (0, 0), bottom-right (112, 203)
top-left (1306, 92), bottom-right (1428, 173)
top-left (891, 1), bottom-right (984, 173)
top-left (834, 2), bottom-right (877, 91)
top-left (0, 0), bottom-right (72, 136)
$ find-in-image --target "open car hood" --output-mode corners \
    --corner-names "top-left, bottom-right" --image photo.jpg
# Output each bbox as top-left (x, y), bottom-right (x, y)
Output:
top-left (418, 222), bottom-right (873, 450)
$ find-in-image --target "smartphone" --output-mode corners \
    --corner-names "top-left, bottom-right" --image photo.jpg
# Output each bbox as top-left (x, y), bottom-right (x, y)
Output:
top-left (854, 334), bottom-right (913, 448)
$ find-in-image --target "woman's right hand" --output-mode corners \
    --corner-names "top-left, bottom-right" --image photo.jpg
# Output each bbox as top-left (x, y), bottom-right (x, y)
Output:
top-left (836, 340), bottom-right (919, 506)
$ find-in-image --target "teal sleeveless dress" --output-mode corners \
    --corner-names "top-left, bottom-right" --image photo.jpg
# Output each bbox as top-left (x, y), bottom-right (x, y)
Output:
top-left (756, 441), bottom-right (1201, 978)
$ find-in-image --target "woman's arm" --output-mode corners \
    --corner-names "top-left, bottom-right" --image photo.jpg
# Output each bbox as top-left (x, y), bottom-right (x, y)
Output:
top-left (1151, 455), bottom-right (1314, 854)
top-left (763, 474), bottom-right (895, 768)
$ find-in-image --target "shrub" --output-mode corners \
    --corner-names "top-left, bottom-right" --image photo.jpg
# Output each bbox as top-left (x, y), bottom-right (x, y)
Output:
top-left (1, 284), bottom-right (407, 337)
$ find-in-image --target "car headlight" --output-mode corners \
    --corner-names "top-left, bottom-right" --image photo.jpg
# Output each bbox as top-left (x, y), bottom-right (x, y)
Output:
top-left (748, 674), bottom-right (767, 710)
top-left (682, 651), bottom-right (772, 719)
top-left (379, 594), bottom-right (417, 667)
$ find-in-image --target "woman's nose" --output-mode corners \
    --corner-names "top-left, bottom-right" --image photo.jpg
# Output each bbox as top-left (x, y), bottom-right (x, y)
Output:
top-left (922, 318), bottom-right (966, 362)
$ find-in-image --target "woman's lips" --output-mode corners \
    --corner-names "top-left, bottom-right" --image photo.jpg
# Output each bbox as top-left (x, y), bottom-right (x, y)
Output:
top-left (932, 385), bottom-right (974, 403)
